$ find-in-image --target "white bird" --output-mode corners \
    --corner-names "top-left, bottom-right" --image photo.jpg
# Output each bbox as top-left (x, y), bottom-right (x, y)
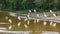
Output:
top-left (24, 14), bottom-right (30, 21)
top-left (34, 9), bottom-right (36, 13)
top-left (24, 17), bottom-right (28, 21)
top-left (27, 21), bottom-right (30, 25)
top-left (37, 19), bottom-right (40, 23)
top-left (17, 16), bottom-right (21, 20)
top-left (50, 10), bottom-right (53, 13)
top-left (43, 21), bottom-right (47, 26)
top-left (29, 10), bottom-right (31, 13)
top-left (36, 14), bottom-right (40, 23)
top-left (53, 23), bottom-right (56, 27)
top-left (37, 14), bottom-right (39, 17)
top-left (50, 21), bottom-right (53, 26)
top-left (8, 26), bottom-right (12, 30)
top-left (27, 14), bottom-right (30, 18)
top-left (50, 10), bottom-right (56, 17)
top-left (24, 24), bottom-right (28, 29)
top-left (43, 13), bottom-right (47, 17)
top-left (53, 13), bottom-right (56, 17)
top-left (17, 22), bottom-right (21, 27)
top-left (8, 19), bottom-right (12, 23)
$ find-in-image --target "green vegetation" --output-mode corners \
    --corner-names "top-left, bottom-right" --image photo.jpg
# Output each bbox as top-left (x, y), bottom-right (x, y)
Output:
top-left (0, 0), bottom-right (60, 11)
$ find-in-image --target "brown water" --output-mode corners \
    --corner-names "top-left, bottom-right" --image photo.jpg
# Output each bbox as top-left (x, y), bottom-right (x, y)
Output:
top-left (0, 12), bottom-right (60, 34)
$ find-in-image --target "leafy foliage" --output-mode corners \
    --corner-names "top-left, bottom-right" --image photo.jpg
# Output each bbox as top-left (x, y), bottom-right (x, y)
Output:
top-left (0, 0), bottom-right (60, 11)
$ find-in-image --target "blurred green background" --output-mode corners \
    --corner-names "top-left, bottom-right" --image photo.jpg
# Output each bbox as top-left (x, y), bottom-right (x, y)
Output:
top-left (0, 0), bottom-right (60, 12)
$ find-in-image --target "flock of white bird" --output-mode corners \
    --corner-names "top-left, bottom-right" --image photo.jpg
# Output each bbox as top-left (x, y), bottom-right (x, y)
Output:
top-left (3, 9), bottom-right (57, 30)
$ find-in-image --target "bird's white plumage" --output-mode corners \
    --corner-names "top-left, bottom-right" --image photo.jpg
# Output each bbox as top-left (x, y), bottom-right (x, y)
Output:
top-left (8, 26), bottom-right (12, 30)
top-left (24, 24), bottom-right (28, 28)
top-left (17, 22), bottom-right (21, 27)
top-left (17, 16), bottom-right (21, 20)
top-left (34, 19), bottom-right (36, 24)
top-left (8, 19), bottom-right (12, 23)
top-left (53, 23), bottom-right (56, 27)
top-left (27, 21), bottom-right (30, 25)
top-left (37, 19), bottom-right (40, 23)
top-left (24, 18), bottom-right (27, 21)
top-left (50, 21), bottom-right (53, 26)
top-left (37, 14), bottom-right (39, 17)
top-left (43, 13), bottom-right (47, 17)
top-left (43, 21), bottom-right (47, 26)
top-left (29, 10), bottom-right (31, 13)
top-left (50, 10), bottom-right (53, 13)
top-left (34, 9), bottom-right (36, 13)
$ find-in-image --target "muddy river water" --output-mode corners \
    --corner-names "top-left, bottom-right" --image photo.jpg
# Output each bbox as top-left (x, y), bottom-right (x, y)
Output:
top-left (0, 12), bottom-right (60, 34)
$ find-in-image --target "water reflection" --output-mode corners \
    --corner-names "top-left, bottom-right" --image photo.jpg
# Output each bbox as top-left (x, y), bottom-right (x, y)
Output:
top-left (0, 11), bottom-right (60, 34)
